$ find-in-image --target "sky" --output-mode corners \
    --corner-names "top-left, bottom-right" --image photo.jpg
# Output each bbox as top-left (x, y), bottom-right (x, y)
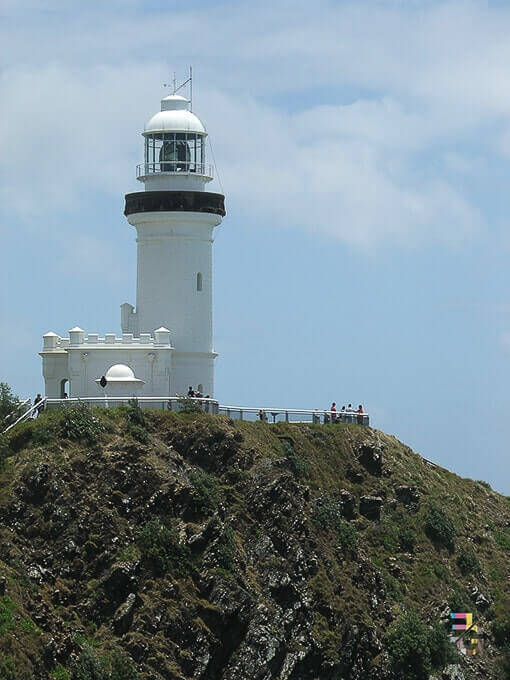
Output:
top-left (1, 0), bottom-right (510, 493)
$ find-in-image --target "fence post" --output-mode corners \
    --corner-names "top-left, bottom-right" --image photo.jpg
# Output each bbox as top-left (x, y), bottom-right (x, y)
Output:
top-left (285, 411), bottom-right (289, 422)
top-left (239, 409), bottom-right (243, 420)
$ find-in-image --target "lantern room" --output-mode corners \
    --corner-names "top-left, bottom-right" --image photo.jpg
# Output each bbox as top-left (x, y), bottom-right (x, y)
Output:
top-left (137, 93), bottom-right (213, 190)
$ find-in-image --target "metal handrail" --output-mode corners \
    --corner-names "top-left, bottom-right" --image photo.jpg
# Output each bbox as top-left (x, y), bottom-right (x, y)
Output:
top-left (4, 397), bottom-right (369, 431)
top-left (137, 162), bottom-right (214, 178)
top-left (43, 398), bottom-right (369, 426)
top-left (2, 398), bottom-right (47, 434)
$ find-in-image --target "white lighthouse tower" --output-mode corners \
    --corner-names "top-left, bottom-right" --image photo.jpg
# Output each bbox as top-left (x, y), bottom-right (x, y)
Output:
top-left (40, 90), bottom-right (225, 399)
top-left (122, 92), bottom-right (226, 396)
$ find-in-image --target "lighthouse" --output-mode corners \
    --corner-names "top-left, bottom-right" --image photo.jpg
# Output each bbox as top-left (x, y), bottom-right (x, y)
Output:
top-left (123, 93), bottom-right (226, 396)
top-left (40, 91), bottom-right (226, 399)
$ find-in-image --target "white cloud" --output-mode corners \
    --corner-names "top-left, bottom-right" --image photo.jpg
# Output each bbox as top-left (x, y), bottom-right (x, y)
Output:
top-left (3, 0), bottom-right (510, 250)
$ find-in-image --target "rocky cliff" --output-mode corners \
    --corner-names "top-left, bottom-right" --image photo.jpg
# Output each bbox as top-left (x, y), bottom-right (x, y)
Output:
top-left (0, 404), bottom-right (508, 680)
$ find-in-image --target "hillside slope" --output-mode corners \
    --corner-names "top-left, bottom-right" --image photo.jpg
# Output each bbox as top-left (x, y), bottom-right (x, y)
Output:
top-left (0, 405), bottom-right (509, 680)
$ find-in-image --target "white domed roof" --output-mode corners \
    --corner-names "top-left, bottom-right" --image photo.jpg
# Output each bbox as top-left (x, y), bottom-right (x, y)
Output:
top-left (104, 364), bottom-right (138, 381)
top-left (144, 94), bottom-right (206, 136)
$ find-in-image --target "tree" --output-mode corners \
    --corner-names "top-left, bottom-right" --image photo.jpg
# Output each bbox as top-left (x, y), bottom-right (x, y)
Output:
top-left (386, 612), bottom-right (432, 680)
top-left (0, 382), bottom-right (21, 428)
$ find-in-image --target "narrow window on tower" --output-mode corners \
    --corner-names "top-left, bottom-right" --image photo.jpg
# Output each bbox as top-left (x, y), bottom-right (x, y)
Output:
top-left (197, 272), bottom-right (203, 291)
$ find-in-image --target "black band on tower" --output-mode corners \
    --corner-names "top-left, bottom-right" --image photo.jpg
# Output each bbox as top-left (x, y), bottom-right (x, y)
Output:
top-left (124, 191), bottom-right (226, 217)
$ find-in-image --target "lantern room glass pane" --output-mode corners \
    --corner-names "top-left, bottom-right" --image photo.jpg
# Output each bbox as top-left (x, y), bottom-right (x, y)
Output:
top-left (144, 133), bottom-right (206, 174)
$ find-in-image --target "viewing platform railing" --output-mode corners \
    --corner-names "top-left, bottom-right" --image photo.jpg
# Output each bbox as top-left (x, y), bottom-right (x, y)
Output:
top-left (41, 397), bottom-right (369, 426)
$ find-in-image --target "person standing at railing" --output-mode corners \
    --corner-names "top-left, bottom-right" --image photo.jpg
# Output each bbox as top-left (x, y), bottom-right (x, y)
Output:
top-left (187, 386), bottom-right (194, 397)
top-left (356, 404), bottom-right (364, 425)
top-left (330, 402), bottom-right (337, 423)
top-left (33, 394), bottom-right (44, 418)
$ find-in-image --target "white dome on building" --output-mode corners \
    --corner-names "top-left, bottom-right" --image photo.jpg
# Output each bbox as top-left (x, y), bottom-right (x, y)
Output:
top-left (104, 364), bottom-right (140, 382)
top-left (144, 94), bottom-right (206, 136)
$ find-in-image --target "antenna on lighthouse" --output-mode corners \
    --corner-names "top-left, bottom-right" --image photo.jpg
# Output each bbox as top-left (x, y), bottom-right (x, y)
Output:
top-left (163, 66), bottom-right (193, 110)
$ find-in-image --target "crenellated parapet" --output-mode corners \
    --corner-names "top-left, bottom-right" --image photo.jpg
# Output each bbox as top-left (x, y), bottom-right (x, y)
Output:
top-left (42, 327), bottom-right (172, 351)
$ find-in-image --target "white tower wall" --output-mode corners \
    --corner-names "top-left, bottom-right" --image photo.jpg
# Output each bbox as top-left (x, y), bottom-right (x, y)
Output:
top-left (128, 211), bottom-right (221, 352)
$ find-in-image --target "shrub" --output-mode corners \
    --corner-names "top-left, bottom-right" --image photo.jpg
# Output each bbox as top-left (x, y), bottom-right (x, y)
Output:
top-left (125, 399), bottom-right (146, 427)
top-left (495, 652), bottom-right (510, 680)
top-left (70, 645), bottom-right (107, 680)
top-left (0, 596), bottom-right (16, 634)
top-left (136, 519), bottom-right (193, 576)
top-left (493, 614), bottom-right (510, 648)
top-left (0, 656), bottom-right (17, 680)
top-left (312, 493), bottom-right (343, 532)
top-left (51, 666), bottom-right (70, 680)
top-left (124, 400), bottom-right (149, 442)
top-left (0, 658), bottom-right (29, 680)
top-left (188, 469), bottom-right (221, 515)
top-left (428, 622), bottom-right (457, 668)
top-left (398, 526), bottom-right (417, 553)
top-left (70, 646), bottom-right (138, 680)
top-left (59, 404), bottom-right (106, 445)
top-left (176, 397), bottom-right (204, 414)
top-left (337, 521), bottom-right (358, 552)
top-left (126, 423), bottom-right (149, 444)
top-left (456, 548), bottom-right (481, 575)
top-left (448, 588), bottom-right (471, 613)
top-left (281, 440), bottom-right (308, 478)
top-left (109, 651), bottom-right (138, 680)
top-left (312, 493), bottom-right (357, 553)
top-left (424, 503), bottom-right (456, 551)
top-left (214, 525), bottom-right (236, 572)
top-left (386, 611), bottom-right (432, 680)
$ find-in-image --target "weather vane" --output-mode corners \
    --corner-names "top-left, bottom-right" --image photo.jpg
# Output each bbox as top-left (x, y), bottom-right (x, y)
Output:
top-left (163, 66), bottom-right (193, 109)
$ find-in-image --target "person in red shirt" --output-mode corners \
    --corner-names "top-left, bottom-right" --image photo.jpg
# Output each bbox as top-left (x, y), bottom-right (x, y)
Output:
top-left (330, 402), bottom-right (337, 423)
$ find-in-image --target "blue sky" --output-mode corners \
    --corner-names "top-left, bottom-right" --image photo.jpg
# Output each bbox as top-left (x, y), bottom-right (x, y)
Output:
top-left (1, 0), bottom-right (510, 493)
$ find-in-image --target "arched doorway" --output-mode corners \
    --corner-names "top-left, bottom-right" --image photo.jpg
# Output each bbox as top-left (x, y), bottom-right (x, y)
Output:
top-left (60, 378), bottom-right (69, 399)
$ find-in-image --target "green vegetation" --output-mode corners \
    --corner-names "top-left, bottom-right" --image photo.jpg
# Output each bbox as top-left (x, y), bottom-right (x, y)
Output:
top-left (456, 547), bottom-right (481, 575)
top-left (70, 645), bottom-right (138, 680)
top-left (312, 492), bottom-right (344, 532)
top-left (386, 612), bottom-right (455, 680)
top-left (214, 525), bottom-right (236, 572)
top-left (0, 383), bottom-right (20, 427)
top-left (188, 469), bottom-right (222, 515)
top-left (281, 439), bottom-right (308, 478)
top-left (59, 404), bottom-right (107, 444)
top-left (51, 666), bottom-right (70, 680)
top-left (398, 525), bottom-right (417, 552)
top-left (176, 397), bottom-right (203, 414)
top-left (493, 613), bottom-right (510, 647)
top-left (135, 519), bottom-right (194, 576)
top-left (124, 399), bottom-right (149, 443)
top-left (424, 502), bottom-right (456, 551)
top-left (312, 492), bottom-right (358, 552)
top-left (0, 597), bottom-right (16, 635)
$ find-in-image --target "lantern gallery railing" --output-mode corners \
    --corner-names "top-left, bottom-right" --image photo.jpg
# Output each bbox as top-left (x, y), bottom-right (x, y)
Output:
top-left (42, 397), bottom-right (370, 426)
top-left (136, 162), bottom-right (214, 178)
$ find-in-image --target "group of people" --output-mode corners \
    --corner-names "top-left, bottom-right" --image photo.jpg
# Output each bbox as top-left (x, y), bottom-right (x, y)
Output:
top-left (187, 386), bottom-right (210, 399)
top-left (328, 402), bottom-right (364, 423)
